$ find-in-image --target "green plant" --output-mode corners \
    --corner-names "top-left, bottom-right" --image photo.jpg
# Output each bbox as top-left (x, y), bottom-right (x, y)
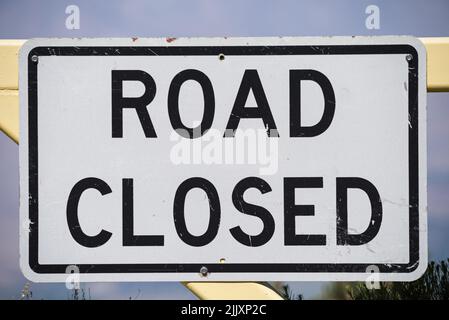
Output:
top-left (348, 259), bottom-right (449, 300)
top-left (281, 284), bottom-right (303, 300)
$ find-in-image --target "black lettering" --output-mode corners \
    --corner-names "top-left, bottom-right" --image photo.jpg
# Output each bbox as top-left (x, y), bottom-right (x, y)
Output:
top-left (66, 177), bottom-right (112, 248)
top-left (336, 177), bottom-right (383, 245)
top-left (112, 70), bottom-right (157, 138)
top-left (122, 179), bottom-right (164, 246)
top-left (290, 69), bottom-right (335, 137)
top-left (225, 70), bottom-right (278, 137)
top-left (168, 69), bottom-right (215, 139)
top-left (173, 177), bottom-right (221, 246)
top-left (284, 177), bottom-right (326, 245)
top-left (230, 177), bottom-right (275, 247)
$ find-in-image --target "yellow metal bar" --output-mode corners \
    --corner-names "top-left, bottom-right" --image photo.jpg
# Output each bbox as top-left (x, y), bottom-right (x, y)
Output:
top-left (0, 39), bottom-right (24, 89)
top-left (183, 282), bottom-right (284, 300)
top-left (1, 37), bottom-right (448, 300)
top-left (0, 39), bottom-right (24, 143)
top-left (0, 89), bottom-right (19, 143)
top-left (421, 37), bottom-right (449, 92)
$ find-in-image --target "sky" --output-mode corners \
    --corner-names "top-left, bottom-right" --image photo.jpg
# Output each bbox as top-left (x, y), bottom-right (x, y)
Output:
top-left (0, 0), bottom-right (448, 299)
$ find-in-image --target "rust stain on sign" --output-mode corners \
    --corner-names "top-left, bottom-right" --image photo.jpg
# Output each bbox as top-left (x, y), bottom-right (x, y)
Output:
top-left (166, 37), bottom-right (177, 43)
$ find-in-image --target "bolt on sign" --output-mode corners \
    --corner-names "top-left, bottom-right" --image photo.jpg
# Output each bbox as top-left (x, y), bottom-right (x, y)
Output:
top-left (19, 37), bottom-right (427, 282)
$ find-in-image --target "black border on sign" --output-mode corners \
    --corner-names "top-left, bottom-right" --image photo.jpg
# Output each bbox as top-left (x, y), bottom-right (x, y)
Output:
top-left (27, 44), bottom-right (420, 274)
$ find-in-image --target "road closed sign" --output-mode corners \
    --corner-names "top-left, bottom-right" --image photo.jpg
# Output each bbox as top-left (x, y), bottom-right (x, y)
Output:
top-left (19, 37), bottom-right (427, 282)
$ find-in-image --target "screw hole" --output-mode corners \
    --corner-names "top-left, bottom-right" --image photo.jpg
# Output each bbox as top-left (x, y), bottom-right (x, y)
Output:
top-left (218, 53), bottom-right (225, 61)
top-left (200, 266), bottom-right (209, 277)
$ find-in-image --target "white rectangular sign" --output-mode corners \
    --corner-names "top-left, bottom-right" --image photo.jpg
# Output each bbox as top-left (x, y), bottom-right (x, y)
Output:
top-left (19, 37), bottom-right (427, 282)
